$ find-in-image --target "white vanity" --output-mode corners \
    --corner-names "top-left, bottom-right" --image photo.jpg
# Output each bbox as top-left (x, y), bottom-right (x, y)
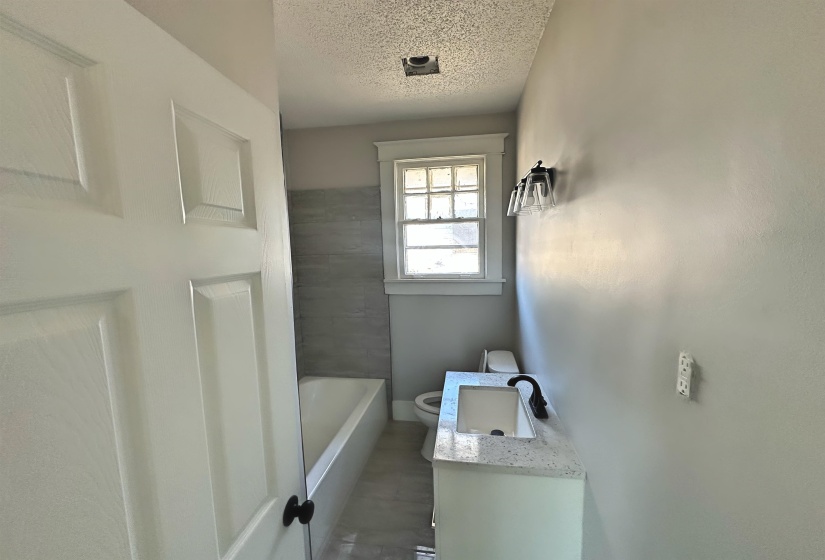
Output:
top-left (432, 371), bottom-right (585, 560)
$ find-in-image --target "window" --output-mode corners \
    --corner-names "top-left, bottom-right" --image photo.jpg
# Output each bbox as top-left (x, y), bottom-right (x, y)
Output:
top-left (376, 134), bottom-right (507, 295)
top-left (397, 158), bottom-right (485, 278)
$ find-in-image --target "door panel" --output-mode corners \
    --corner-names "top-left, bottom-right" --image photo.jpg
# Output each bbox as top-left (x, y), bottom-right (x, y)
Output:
top-left (0, 2), bottom-right (306, 559)
top-left (192, 277), bottom-right (275, 556)
top-left (0, 17), bottom-right (117, 212)
top-left (0, 295), bottom-right (138, 559)
top-left (173, 104), bottom-right (256, 227)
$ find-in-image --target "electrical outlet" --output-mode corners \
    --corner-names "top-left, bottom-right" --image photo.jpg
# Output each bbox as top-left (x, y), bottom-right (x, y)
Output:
top-left (677, 352), bottom-right (694, 398)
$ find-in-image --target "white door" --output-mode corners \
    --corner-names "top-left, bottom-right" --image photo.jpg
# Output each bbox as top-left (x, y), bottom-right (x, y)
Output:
top-left (0, 1), bottom-right (308, 559)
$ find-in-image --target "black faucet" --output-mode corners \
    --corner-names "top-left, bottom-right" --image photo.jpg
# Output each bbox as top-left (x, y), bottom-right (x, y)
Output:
top-left (506, 375), bottom-right (549, 419)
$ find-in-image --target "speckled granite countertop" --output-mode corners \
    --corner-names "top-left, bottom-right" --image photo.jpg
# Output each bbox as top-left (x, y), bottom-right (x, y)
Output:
top-left (432, 371), bottom-right (585, 479)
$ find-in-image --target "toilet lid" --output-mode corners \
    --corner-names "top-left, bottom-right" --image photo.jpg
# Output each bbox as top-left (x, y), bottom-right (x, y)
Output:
top-left (414, 391), bottom-right (443, 415)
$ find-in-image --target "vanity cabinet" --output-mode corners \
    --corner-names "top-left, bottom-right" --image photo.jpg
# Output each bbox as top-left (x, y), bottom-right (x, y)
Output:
top-left (433, 463), bottom-right (584, 560)
top-left (432, 371), bottom-right (586, 560)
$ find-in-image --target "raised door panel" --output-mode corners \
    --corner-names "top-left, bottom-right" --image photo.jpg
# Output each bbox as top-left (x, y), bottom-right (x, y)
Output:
top-left (0, 295), bottom-right (145, 560)
top-left (192, 277), bottom-right (279, 559)
top-left (173, 104), bottom-right (256, 228)
top-left (0, 16), bottom-right (117, 212)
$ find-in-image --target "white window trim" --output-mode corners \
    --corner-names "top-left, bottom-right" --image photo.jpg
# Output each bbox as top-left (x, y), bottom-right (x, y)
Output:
top-left (375, 133), bottom-right (507, 296)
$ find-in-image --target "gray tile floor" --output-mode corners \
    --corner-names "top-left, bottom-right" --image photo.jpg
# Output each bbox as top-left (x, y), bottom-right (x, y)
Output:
top-left (318, 422), bottom-right (436, 560)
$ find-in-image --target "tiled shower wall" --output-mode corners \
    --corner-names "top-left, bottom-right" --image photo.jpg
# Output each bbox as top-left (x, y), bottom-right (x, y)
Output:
top-left (288, 186), bottom-right (392, 403)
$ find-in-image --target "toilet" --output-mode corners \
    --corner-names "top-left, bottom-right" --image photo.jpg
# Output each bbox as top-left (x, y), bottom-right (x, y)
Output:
top-left (414, 349), bottom-right (520, 461)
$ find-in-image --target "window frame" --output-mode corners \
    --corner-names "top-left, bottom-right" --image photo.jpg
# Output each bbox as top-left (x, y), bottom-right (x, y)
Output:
top-left (375, 134), bottom-right (507, 296)
top-left (395, 156), bottom-right (486, 280)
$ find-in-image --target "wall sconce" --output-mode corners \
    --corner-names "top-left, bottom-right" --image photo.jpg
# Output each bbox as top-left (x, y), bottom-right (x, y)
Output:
top-left (507, 160), bottom-right (557, 216)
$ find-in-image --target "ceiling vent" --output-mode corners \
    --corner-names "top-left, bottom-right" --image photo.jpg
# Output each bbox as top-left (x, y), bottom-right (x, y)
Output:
top-left (402, 55), bottom-right (440, 76)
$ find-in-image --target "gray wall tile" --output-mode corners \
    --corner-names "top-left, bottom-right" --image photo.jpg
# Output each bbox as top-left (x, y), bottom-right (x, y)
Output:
top-left (293, 255), bottom-right (329, 286)
top-left (293, 288), bottom-right (304, 378)
top-left (292, 221), bottom-right (363, 255)
top-left (365, 286), bottom-right (389, 318)
top-left (360, 220), bottom-right (383, 255)
top-left (288, 190), bottom-right (326, 223)
top-left (325, 186), bottom-right (380, 222)
top-left (287, 186), bottom-right (392, 407)
top-left (301, 350), bottom-right (388, 378)
top-left (300, 331), bottom-right (390, 378)
top-left (329, 253), bottom-right (384, 284)
top-left (340, 317), bottom-right (390, 349)
top-left (365, 348), bottom-right (392, 376)
top-left (300, 316), bottom-right (335, 338)
top-left (303, 355), bottom-right (366, 377)
top-left (297, 286), bottom-right (365, 318)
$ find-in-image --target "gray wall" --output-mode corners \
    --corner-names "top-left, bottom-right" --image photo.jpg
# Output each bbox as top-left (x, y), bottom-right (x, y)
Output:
top-left (288, 187), bottom-right (391, 402)
top-left (284, 112), bottom-right (519, 402)
top-left (516, 1), bottom-right (825, 559)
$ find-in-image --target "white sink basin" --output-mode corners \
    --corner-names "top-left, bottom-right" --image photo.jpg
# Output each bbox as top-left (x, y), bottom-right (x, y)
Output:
top-left (456, 385), bottom-right (536, 438)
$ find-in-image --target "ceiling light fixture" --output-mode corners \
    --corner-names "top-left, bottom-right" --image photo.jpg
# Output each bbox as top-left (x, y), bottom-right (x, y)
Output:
top-left (507, 161), bottom-right (557, 216)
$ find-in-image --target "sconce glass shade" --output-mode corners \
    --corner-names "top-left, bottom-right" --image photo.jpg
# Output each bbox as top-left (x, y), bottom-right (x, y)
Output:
top-left (545, 183), bottom-right (557, 207)
top-left (506, 188), bottom-right (519, 217)
top-left (512, 180), bottom-right (526, 214)
top-left (542, 187), bottom-right (556, 208)
top-left (525, 168), bottom-right (555, 209)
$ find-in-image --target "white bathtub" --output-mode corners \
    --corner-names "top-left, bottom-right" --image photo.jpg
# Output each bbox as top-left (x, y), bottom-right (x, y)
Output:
top-left (299, 376), bottom-right (388, 556)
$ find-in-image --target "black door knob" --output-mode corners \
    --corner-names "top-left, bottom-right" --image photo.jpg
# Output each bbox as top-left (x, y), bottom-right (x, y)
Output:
top-left (282, 495), bottom-right (315, 526)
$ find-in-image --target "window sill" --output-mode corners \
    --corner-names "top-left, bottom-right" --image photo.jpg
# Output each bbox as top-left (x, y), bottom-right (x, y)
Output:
top-left (384, 278), bottom-right (505, 296)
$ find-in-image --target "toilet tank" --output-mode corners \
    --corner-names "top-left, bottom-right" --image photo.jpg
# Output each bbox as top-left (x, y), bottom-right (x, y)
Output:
top-left (486, 350), bottom-right (519, 374)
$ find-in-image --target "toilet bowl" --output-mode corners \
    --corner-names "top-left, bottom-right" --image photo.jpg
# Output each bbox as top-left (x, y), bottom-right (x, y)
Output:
top-left (413, 392), bottom-right (442, 461)
top-left (414, 350), bottom-right (520, 461)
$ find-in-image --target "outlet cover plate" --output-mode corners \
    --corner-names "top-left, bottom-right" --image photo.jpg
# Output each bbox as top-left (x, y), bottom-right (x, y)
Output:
top-left (677, 352), bottom-right (694, 398)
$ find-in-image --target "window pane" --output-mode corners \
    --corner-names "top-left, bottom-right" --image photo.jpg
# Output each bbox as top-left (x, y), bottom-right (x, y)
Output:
top-left (404, 168), bottom-right (426, 193)
top-left (455, 165), bottom-right (478, 190)
top-left (429, 194), bottom-right (452, 219)
top-left (454, 192), bottom-right (478, 218)
top-left (404, 195), bottom-right (427, 219)
top-left (405, 222), bottom-right (479, 247)
top-left (405, 248), bottom-right (480, 275)
top-left (429, 167), bottom-right (452, 192)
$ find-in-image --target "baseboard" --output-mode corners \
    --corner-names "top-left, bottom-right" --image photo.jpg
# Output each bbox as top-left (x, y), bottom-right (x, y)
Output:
top-left (392, 400), bottom-right (417, 422)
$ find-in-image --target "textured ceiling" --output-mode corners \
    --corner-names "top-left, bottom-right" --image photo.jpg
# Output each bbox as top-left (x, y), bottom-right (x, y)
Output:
top-left (273, 0), bottom-right (554, 129)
